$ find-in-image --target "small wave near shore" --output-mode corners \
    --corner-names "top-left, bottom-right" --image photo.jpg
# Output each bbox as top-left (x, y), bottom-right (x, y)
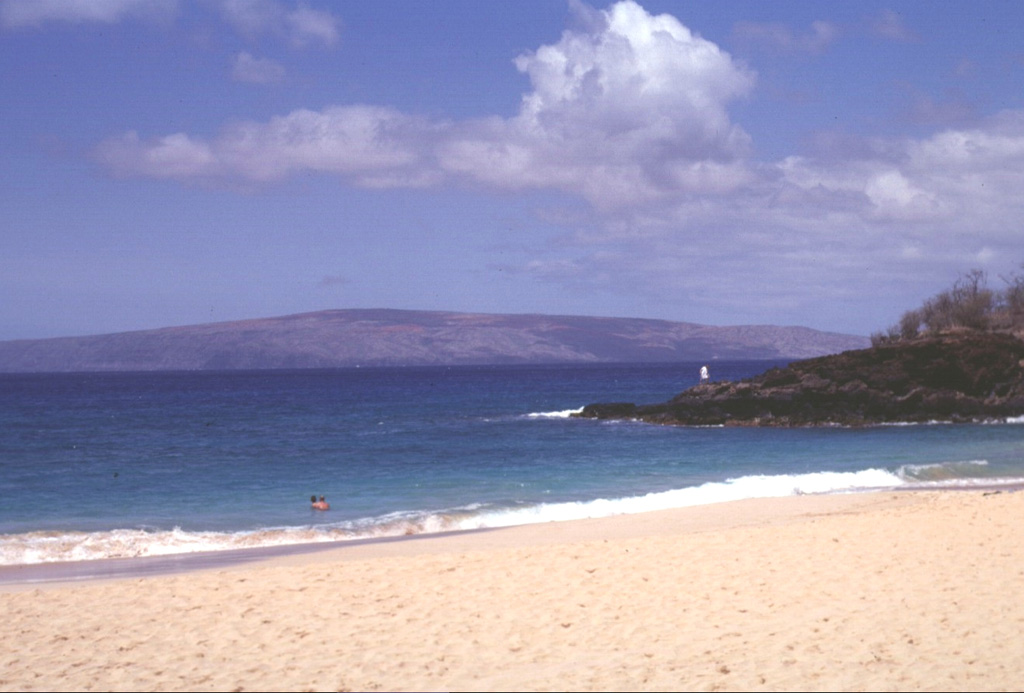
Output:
top-left (4, 463), bottom-right (1019, 566)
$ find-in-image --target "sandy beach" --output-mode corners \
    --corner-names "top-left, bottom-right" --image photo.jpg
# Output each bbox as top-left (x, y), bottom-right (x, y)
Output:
top-left (2, 489), bottom-right (1022, 692)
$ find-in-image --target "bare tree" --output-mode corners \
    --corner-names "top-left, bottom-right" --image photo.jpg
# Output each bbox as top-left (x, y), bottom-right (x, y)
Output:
top-left (881, 267), bottom-right (1011, 341)
top-left (949, 269), bottom-right (993, 330)
top-left (899, 309), bottom-right (922, 339)
top-left (998, 265), bottom-right (1024, 328)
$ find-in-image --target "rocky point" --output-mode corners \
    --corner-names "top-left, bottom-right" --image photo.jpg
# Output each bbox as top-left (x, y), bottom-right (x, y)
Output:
top-left (575, 331), bottom-right (1024, 427)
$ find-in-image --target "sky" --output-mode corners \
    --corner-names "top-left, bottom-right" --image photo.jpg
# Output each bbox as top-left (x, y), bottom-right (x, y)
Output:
top-left (3, 0), bottom-right (1024, 340)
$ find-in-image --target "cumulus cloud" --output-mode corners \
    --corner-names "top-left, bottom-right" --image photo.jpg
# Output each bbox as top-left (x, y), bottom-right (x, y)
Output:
top-left (97, 0), bottom-right (755, 206)
top-left (231, 51), bottom-right (286, 84)
top-left (0, 0), bottom-right (176, 27)
top-left (438, 0), bottom-right (756, 206)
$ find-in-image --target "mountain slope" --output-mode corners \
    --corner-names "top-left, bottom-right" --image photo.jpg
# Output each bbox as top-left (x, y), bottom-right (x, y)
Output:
top-left (0, 309), bottom-right (869, 372)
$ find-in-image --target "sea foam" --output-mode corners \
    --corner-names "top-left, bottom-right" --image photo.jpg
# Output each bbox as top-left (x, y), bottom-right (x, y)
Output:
top-left (526, 407), bottom-right (585, 419)
top-left (0, 467), bottom-right (911, 566)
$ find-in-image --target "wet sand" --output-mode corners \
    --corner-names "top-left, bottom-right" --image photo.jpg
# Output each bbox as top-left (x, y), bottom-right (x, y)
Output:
top-left (2, 489), bottom-right (1022, 691)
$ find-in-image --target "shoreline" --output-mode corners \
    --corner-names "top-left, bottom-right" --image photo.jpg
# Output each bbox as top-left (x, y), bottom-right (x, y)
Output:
top-left (0, 487), bottom-right (943, 588)
top-left (0, 526), bottom-right (507, 588)
top-left (2, 488), bottom-right (1022, 691)
top-left (3, 483), bottom-right (1022, 589)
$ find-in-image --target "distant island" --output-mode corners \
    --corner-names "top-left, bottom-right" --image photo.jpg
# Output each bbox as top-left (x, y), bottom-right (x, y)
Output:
top-left (576, 268), bottom-right (1024, 426)
top-left (0, 309), bottom-right (868, 373)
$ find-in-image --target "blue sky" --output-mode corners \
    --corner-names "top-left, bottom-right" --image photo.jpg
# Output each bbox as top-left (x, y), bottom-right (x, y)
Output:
top-left (3, 0), bottom-right (1023, 340)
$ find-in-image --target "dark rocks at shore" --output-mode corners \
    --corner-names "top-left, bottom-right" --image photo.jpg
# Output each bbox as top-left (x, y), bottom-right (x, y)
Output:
top-left (575, 331), bottom-right (1024, 427)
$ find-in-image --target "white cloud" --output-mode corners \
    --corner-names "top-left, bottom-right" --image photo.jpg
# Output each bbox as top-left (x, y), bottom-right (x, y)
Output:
top-left (98, 131), bottom-right (217, 179)
top-left (1, 0), bottom-right (176, 27)
top-left (863, 170), bottom-right (941, 220)
top-left (438, 0), bottom-right (756, 206)
top-left (773, 111), bottom-right (1024, 230)
top-left (231, 51), bottom-right (286, 84)
top-left (99, 107), bottom-right (446, 187)
top-left (98, 0), bottom-right (755, 206)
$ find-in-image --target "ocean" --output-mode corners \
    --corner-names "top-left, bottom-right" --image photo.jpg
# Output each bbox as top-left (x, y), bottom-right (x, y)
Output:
top-left (2, 361), bottom-right (1023, 569)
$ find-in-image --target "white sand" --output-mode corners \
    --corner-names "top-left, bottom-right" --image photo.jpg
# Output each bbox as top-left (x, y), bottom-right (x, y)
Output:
top-left (2, 489), bottom-right (1022, 692)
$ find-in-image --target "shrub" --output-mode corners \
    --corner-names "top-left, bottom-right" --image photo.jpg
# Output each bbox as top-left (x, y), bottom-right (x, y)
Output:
top-left (880, 266), bottom-right (1024, 341)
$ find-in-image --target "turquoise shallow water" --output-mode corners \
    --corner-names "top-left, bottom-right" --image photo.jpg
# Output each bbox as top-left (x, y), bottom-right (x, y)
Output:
top-left (2, 361), bottom-right (1023, 565)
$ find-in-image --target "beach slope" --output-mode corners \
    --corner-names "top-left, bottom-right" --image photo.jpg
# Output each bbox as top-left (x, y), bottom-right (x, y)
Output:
top-left (2, 490), bottom-right (1022, 692)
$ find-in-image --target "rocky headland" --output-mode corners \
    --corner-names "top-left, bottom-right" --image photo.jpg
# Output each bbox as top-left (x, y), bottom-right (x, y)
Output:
top-left (575, 331), bottom-right (1024, 427)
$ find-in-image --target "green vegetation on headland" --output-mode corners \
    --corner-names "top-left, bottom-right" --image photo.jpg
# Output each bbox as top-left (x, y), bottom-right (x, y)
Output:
top-left (577, 266), bottom-right (1024, 427)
